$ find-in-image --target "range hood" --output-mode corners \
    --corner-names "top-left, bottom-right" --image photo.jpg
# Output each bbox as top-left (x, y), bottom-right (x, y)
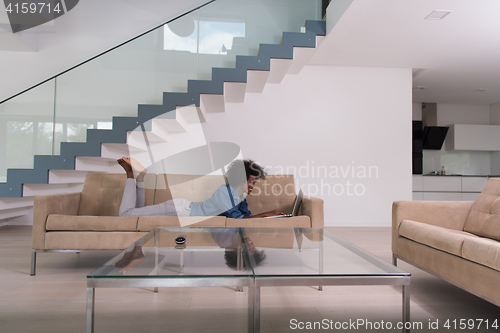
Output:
top-left (422, 126), bottom-right (449, 150)
top-left (422, 103), bottom-right (449, 150)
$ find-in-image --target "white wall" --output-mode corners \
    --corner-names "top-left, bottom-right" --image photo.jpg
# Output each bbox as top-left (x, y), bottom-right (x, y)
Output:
top-left (202, 65), bottom-right (413, 227)
top-left (489, 102), bottom-right (500, 174)
top-left (490, 102), bottom-right (500, 125)
top-left (412, 102), bottom-right (422, 120)
top-left (437, 104), bottom-right (490, 126)
top-left (423, 103), bottom-right (492, 175)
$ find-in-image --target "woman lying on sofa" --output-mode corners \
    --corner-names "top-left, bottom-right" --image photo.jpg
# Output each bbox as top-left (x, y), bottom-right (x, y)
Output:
top-left (117, 157), bottom-right (285, 218)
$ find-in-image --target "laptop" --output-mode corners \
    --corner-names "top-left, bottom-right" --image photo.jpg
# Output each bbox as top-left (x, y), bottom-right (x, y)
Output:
top-left (264, 189), bottom-right (303, 219)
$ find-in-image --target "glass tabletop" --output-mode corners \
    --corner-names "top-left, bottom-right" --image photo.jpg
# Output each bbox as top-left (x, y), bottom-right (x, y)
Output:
top-left (241, 228), bottom-right (409, 277)
top-left (87, 227), bottom-right (253, 279)
top-left (88, 227), bottom-right (409, 279)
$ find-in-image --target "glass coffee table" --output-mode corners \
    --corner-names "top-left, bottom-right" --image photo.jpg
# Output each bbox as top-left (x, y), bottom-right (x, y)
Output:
top-left (86, 227), bottom-right (410, 333)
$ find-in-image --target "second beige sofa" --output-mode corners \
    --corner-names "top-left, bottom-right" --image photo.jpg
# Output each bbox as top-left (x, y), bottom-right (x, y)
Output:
top-left (393, 178), bottom-right (500, 306)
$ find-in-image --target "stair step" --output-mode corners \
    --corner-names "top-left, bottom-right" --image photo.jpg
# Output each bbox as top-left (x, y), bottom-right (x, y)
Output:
top-left (154, 123), bottom-right (207, 161)
top-left (267, 58), bottom-right (293, 84)
top-left (22, 183), bottom-right (84, 197)
top-left (126, 130), bottom-right (167, 150)
top-left (177, 105), bottom-right (206, 123)
top-left (101, 142), bottom-right (150, 159)
top-left (288, 47), bottom-right (318, 75)
top-left (315, 35), bottom-right (326, 48)
top-left (224, 82), bottom-right (247, 103)
top-left (281, 31), bottom-right (317, 48)
top-left (0, 207), bottom-right (29, 220)
top-left (0, 197), bottom-right (34, 210)
top-left (48, 170), bottom-right (92, 184)
top-left (305, 20), bottom-right (326, 36)
top-left (246, 70), bottom-right (270, 93)
top-left (162, 92), bottom-right (199, 108)
top-left (235, 55), bottom-right (271, 72)
top-left (75, 157), bottom-right (126, 172)
top-left (287, 36), bottom-right (325, 75)
top-left (200, 94), bottom-right (225, 113)
top-left (151, 111), bottom-right (189, 134)
top-left (258, 43), bottom-right (293, 59)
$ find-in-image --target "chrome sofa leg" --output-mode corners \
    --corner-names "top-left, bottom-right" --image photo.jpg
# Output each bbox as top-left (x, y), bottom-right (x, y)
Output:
top-left (392, 254), bottom-right (397, 266)
top-left (30, 250), bottom-right (37, 276)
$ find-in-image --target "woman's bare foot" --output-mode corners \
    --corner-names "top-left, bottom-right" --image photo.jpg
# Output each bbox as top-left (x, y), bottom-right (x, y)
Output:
top-left (117, 158), bottom-right (134, 178)
top-left (117, 157), bottom-right (147, 180)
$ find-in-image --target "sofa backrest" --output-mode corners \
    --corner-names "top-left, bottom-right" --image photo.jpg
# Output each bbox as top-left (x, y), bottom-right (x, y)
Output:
top-left (246, 175), bottom-right (296, 215)
top-left (463, 178), bottom-right (500, 241)
top-left (78, 173), bottom-right (155, 216)
top-left (154, 174), bottom-right (226, 204)
top-left (155, 174), bottom-right (297, 214)
top-left (79, 173), bottom-right (297, 217)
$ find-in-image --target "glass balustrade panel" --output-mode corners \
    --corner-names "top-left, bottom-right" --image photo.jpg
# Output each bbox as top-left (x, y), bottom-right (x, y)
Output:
top-left (0, 80), bottom-right (55, 182)
top-left (197, 0), bottom-right (321, 80)
top-left (54, 11), bottom-right (200, 153)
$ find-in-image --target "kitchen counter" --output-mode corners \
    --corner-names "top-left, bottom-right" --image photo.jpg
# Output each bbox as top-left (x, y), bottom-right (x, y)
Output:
top-left (420, 174), bottom-right (500, 177)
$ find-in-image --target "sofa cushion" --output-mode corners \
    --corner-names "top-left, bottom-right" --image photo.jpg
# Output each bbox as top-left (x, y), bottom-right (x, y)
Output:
top-left (464, 178), bottom-right (500, 241)
top-left (46, 215), bottom-right (138, 231)
top-left (78, 173), bottom-right (156, 216)
top-left (462, 237), bottom-right (500, 272)
top-left (226, 216), bottom-right (311, 228)
top-left (137, 216), bottom-right (226, 231)
top-left (45, 231), bottom-right (146, 250)
top-left (399, 219), bottom-right (478, 256)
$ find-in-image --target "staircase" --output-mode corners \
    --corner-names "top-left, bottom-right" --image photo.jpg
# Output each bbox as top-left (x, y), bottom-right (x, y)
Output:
top-left (0, 20), bottom-right (326, 220)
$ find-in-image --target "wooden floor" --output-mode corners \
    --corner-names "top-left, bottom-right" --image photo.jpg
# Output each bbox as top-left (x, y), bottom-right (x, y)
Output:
top-left (0, 226), bottom-right (497, 333)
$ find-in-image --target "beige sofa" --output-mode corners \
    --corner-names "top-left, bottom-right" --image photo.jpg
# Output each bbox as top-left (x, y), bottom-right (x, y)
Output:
top-left (31, 173), bottom-right (323, 275)
top-left (392, 178), bottom-right (500, 306)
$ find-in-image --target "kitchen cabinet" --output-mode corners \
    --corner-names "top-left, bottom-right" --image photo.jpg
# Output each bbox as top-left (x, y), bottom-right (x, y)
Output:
top-left (461, 177), bottom-right (488, 192)
top-left (422, 176), bottom-right (461, 192)
top-left (446, 124), bottom-right (500, 151)
top-left (412, 175), bottom-right (488, 201)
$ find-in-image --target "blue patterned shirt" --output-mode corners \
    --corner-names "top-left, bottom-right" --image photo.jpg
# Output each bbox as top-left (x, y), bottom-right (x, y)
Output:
top-left (189, 185), bottom-right (252, 219)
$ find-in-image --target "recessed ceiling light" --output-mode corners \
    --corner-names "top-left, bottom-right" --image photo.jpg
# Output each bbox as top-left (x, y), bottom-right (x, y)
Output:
top-left (425, 10), bottom-right (452, 20)
top-left (473, 88), bottom-right (488, 93)
top-left (413, 86), bottom-right (427, 91)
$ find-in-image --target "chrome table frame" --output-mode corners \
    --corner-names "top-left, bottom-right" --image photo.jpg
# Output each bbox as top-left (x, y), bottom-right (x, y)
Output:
top-left (31, 249), bottom-right (121, 276)
top-left (86, 276), bottom-right (254, 333)
top-left (250, 276), bottom-right (410, 333)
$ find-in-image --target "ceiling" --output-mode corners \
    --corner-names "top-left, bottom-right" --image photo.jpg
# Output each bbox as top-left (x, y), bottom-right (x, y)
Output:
top-left (309, 0), bottom-right (500, 105)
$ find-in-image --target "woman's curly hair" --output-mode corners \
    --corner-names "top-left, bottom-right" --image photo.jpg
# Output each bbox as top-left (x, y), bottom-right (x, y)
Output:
top-left (226, 159), bottom-right (267, 186)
